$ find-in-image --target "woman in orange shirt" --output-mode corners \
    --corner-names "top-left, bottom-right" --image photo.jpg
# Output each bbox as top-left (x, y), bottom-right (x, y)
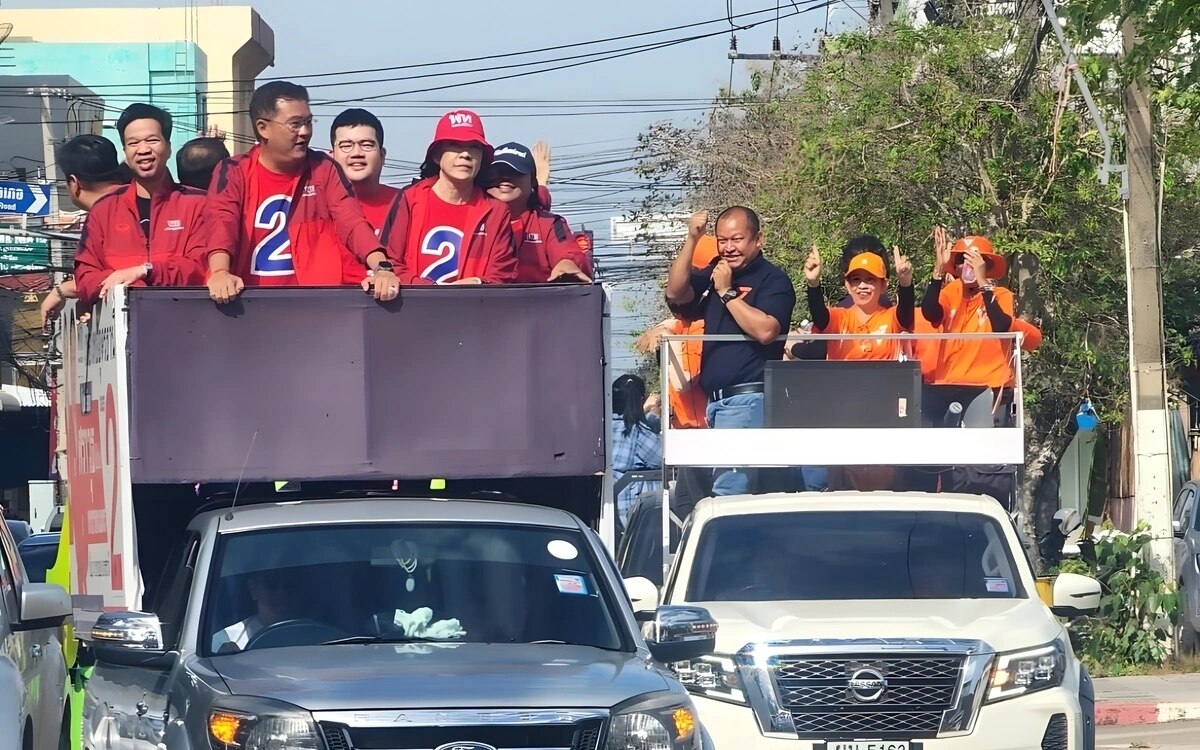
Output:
top-left (920, 231), bottom-right (1016, 427)
top-left (803, 244), bottom-right (915, 359)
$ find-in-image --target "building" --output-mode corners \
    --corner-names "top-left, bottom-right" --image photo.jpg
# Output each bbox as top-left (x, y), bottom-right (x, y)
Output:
top-left (2, 4), bottom-right (274, 153)
top-left (0, 75), bottom-right (105, 216)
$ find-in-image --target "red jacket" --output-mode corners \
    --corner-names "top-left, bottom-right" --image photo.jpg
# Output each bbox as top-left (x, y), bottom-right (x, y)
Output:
top-left (510, 207), bottom-right (593, 282)
top-left (380, 178), bottom-right (517, 285)
top-left (73, 179), bottom-right (207, 306)
top-left (204, 146), bottom-right (383, 285)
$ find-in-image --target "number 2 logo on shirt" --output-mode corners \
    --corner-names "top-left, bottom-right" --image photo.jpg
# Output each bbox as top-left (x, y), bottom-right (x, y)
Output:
top-left (251, 194), bottom-right (295, 276)
top-left (420, 226), bottom-right (464, 284)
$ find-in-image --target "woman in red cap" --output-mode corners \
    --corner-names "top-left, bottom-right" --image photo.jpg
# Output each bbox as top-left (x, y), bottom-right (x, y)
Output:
top-left (920, 230), bottom-right (1017, 427)
top-left (487, 141), bottom-right (591, 283)
top-left (380, 110), bottom-right (517, 284)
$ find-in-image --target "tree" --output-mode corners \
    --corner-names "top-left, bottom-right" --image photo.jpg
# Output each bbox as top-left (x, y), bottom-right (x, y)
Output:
top-left (633, 14), bottom-right (1200, 530)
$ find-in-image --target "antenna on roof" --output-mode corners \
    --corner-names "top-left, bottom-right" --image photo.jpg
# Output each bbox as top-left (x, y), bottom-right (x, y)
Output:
top-left (225, 430), bottom-right (260, 521)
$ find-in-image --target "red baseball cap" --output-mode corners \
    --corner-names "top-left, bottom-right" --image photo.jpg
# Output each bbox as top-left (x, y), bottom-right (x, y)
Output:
top-left (425, 109), bottom-right (492, 166)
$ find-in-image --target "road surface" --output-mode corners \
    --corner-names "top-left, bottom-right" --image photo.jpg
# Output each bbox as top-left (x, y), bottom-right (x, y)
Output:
top-left (1098, 719), bottom-right (1200, 748)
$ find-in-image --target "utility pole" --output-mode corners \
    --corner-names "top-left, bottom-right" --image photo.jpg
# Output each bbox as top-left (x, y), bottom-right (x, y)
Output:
top-left (878, 0), bottom-right (894, 26)
top-left (1121, 16), bottom-right (1174, 583)
top-left (30, 86), bottom-right (67, 489)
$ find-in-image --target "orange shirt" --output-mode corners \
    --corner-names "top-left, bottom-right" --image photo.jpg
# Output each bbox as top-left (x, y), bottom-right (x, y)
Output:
top-left (932, 280), bottom-right (1017, 388)
top-left (819, 306), bottom-right (906, 361)
top-left (911, 309), bottom-right (942, 381)
top-left (667, 318), bottom-right (708, 429)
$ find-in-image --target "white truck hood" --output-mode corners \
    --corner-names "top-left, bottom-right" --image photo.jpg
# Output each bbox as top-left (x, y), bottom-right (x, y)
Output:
top-left (697, 597), bottom-right (1063, 656)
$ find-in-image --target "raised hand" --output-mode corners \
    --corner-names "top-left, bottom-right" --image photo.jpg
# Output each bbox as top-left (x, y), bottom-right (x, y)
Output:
top-left (933, 225), bottom-right (952, 275)
top-left (804, 245), bottom-right (821, 287)
top-left (894, 245), bottom-right (913, 287)
top-left (688, 210), bottom-right (709, 240)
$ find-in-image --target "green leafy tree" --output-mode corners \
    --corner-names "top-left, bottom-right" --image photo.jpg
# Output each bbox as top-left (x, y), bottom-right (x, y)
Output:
top-left (633, 15), bottom-right (1200, 529)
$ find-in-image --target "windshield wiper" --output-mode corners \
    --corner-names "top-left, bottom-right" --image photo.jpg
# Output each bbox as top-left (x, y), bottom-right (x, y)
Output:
top-left (322, 635), bottom-right (456, 645)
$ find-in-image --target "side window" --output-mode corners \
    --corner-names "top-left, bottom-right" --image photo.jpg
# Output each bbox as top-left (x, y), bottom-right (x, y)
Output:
top-left (0, 539), bottom-right (16, 619)
top-left (152, 533), bottom-right (200, 651)
top-left (1175, 489), bottom-right (1194, 524)
top-left (661, 516), bottom-right (695, 604)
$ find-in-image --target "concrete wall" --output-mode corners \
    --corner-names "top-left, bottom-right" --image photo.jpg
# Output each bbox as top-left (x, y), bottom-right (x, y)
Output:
top-left (3, 5), bottom-right (274, 153)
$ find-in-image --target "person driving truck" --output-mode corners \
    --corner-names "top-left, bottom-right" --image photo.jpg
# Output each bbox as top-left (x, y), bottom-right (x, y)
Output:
top-left (212, 566), bottom-right (309, 653)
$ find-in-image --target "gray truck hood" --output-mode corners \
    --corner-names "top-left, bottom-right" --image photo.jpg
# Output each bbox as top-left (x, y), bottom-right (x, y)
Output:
top-left (208, 642), bottom-right (674, 710)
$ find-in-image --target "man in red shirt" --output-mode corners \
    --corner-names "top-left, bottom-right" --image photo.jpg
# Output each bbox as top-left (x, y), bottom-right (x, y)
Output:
top-left (329, 108), bottom-right (400, 285)
top-left (73, 104), bottom-right (207, 308)
top-left (203, 81), bottom-right (398, 303)
top-left (380, 110), bottom-right (517, 285)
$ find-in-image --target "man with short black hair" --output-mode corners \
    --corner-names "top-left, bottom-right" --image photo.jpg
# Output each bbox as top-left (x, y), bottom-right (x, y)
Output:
top-left (665, 206), bottom-right (796, 496)
top-left (72, 103), bottom-right (208, 308)
top-left (203, 81), bottom-right (398, 303)
top-left (41, 135), bottom-right (133, 323)
top-left (176, 136), bottom-right (230, 191)
top-left (329, 107), bottom-right (399, 284)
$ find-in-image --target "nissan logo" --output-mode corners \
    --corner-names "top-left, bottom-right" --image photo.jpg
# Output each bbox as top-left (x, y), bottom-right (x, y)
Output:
top-left (435, 743), bottom-right (498, 750)
top-left (847, 667), bottom-right (887, 702)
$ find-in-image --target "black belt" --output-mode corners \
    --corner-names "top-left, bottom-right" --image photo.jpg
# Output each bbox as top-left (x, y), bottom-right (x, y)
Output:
top-left (709, 382), bottom-right (764, 402)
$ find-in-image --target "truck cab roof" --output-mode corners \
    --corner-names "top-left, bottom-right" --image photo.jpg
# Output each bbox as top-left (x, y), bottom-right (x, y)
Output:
top-left (692, 490), bottom-right (1012, 521)
top-left (193, 496), bottom-right (589, 534)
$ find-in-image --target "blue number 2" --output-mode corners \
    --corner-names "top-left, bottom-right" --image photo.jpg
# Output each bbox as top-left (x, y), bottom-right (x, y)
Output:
top-left (251, 194), bottom-right (294, 276)
top-left (419, 226), bottom-right (464, 284)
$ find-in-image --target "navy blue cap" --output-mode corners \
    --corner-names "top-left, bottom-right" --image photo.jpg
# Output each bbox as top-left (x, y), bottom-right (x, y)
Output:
top-left (492, 142), bottom-right (535, 175)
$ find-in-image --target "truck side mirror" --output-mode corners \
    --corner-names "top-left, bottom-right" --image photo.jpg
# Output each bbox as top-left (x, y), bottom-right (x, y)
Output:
top-left (1174, 520), bottom-right (1185, 539)
top-left (91, 611), bottom-right (176, 669)
top-left (645, 605), bottom-right (717, 664)
top-left (624, 576), bottom-right (659, 616)
top-left (1049, 573), bottom-right (1101, 619)
top-left (13, 582), bottom-right (70, 632)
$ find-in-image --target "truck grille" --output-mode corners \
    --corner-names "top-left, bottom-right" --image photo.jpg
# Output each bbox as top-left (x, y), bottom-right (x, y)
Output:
top-left (319, 718), bottom-right (604, 750)
top-left (773, 655), bottom-right (963, 739)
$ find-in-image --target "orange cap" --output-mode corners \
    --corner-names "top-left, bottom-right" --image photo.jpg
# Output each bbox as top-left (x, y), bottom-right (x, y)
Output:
top-left (947, 236), bottom-right (1007, 277)
top-left (845, 252), bottom-right (887, 280)
top-left (693, 235), bottom-right (718, 269)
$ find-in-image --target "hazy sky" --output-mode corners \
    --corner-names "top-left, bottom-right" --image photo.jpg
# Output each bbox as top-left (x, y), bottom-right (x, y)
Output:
top-left (10, 0), bottom-right (866, 370)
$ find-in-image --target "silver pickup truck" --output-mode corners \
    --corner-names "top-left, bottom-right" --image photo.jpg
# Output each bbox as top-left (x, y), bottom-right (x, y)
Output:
top-left (81, 496), bottom-right (717, 750)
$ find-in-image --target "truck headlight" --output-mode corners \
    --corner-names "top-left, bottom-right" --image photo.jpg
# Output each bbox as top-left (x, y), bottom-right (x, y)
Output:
top-left (208, 696), bottom-right (321, 750)
top-left (607, 692), bottom-right (700, 750)
top-left (985, 640), bottom-right (1066, 703)
top-left (668, 654), bottom-right (746, 705)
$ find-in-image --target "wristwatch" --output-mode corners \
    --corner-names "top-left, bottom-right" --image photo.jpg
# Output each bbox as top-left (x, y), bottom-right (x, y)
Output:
top-left (375, 260), bottom-right (395, 273)
top-left (719, 288), bottom-right (739, 303)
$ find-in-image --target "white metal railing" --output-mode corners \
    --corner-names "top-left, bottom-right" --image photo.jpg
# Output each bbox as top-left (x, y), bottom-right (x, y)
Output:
top-left (657, 331), bottom-right (1026, 468)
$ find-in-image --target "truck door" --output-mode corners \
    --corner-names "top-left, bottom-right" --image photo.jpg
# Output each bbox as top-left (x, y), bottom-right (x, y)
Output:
top-left (86, 532), bottom-right (199, 750)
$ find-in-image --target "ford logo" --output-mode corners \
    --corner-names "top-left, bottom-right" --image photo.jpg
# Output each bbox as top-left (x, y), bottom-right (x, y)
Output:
top-left (435, 743), bottom-right (499, 750)
top-left (847, 667), bottom-right (887, 702)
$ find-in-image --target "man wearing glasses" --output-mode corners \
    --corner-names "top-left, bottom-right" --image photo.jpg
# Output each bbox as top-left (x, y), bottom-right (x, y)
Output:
top-left (329, 108), bottom-right (400, 285)
top-left (203, 81), bottom-right (399, 303)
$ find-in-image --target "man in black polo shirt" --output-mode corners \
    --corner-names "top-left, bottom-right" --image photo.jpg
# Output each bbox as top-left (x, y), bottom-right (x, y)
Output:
top-left (665, 206), bottom-right (796, 495)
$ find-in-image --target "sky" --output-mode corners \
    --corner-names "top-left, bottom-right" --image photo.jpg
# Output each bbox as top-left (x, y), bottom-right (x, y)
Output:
top-left (8, 0), bottom-right (868, 372)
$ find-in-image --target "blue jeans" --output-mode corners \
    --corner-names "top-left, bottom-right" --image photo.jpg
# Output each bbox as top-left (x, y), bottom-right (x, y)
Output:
top-left (706, 392), bottom-right (764, 496)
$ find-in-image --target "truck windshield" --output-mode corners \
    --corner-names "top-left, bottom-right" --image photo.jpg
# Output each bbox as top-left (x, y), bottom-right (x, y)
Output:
top-left (201, 523), bottom-right (623, 655)
top-left (686, 511), bottom-right (1026, 601)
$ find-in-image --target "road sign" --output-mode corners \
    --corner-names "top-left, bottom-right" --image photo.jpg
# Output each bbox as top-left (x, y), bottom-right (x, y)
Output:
top-left (0, 181), bottom-right (51, 217)
top-left (0, 235), bottom-right (51, 274)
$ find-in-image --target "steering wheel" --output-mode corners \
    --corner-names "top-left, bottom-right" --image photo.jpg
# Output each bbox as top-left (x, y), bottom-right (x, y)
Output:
top-left (245, 619), bottom-right (349, 650)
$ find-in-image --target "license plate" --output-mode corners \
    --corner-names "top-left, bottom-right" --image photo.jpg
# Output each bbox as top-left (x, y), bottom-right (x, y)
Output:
top-left (824, 743), bottom-right (910, 750)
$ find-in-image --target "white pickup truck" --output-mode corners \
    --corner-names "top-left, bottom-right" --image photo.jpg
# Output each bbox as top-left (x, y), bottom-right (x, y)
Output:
top-left (629, 491), bottom-right (1103, 750)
